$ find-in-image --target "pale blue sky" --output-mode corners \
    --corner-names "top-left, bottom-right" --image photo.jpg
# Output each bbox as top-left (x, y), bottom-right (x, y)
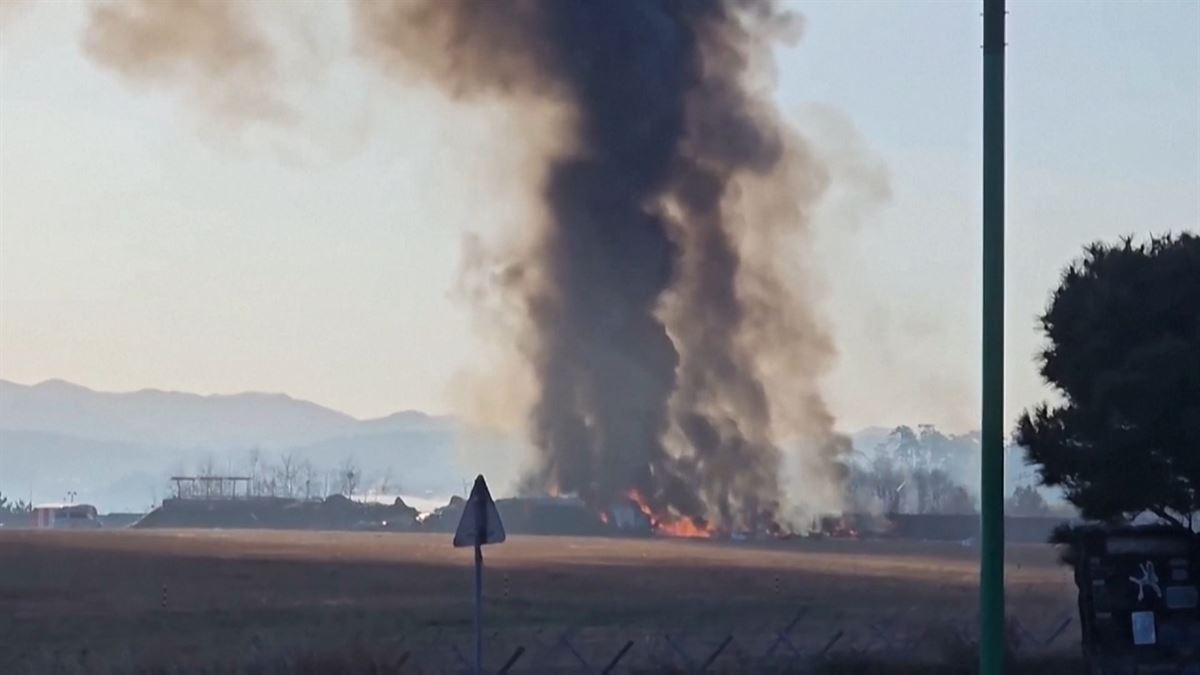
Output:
top-left (1, 1), bottom-right (1197, 433)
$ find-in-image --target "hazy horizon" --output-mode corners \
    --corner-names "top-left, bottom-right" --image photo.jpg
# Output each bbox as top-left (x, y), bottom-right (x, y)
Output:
top-left (0, 375), bottom-right (944, 435)
top-left (1, 375), bottom-right (439, 423)
top-left (2, 1), bottom-right (1197, 435)
top-left (0, 374), bottom-right (948, 511)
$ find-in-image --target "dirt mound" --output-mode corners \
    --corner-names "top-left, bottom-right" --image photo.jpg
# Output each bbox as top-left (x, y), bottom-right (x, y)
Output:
top-left (134, 496), bottom-right (419, 531)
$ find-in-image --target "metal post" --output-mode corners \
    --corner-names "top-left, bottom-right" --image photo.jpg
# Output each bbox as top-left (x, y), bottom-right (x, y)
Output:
top-left (470, 473), bottom-right (484, 672)
top-left (474, 543), bottom-right (483, 675)
top-left (980, 0), bottom-right (1007, 673)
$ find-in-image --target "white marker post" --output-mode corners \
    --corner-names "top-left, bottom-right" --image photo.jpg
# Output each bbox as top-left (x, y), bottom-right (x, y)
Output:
top-left (453, 475), bottom-right (506, 675)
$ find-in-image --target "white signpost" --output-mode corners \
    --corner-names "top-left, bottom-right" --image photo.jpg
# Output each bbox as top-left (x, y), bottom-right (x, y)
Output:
top-left (454, 474), bottom-right (506, 675)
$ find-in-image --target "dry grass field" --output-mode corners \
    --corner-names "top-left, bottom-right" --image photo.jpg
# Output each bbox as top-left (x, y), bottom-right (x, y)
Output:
top-left (0, 530), bottom-right (1080, 673)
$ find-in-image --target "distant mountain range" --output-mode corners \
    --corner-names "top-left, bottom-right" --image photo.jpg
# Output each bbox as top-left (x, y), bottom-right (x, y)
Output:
top-left (0, 379), bottom-right (901, 514)
top-left (0, 379), bottom-right (522, 512)
top-left (0, 378), bottom-right (455, 448)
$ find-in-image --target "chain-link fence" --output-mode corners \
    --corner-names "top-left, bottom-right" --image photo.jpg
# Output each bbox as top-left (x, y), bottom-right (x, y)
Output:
top-left (376, 609), bottom-right (1076, 673)
top-left (20, 605), bottom-right (1079, 674)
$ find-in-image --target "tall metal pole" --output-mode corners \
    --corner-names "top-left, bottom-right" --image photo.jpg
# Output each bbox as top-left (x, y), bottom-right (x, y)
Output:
top-left (980, 0), bottom-right (1006, 673)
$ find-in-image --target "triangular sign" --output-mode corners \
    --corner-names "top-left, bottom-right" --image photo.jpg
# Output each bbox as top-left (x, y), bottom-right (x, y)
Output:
top-left (453, 475), bottom-right (506, 548)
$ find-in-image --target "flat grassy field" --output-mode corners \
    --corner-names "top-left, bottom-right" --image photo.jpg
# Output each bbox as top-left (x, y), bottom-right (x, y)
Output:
top-left (0, 530), bottom-right (1079, 672)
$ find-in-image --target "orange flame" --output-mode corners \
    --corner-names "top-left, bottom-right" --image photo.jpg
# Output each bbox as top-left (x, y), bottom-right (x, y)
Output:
top-left (626, 489), bottom-right (712, 539)
top-left (656, 517), bottom-right (713, 538)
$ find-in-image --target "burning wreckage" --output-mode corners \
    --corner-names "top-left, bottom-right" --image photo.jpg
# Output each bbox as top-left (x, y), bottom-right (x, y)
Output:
top-left (422, 494), bottom-right (679, 539)
top-left (131, 487), bottom-right (1069, 545)
top-left (78, 1), bottom-right (881, 538)
top-left (108, 1), bottom-right (1049, 545)
top-left (130, 490), bottom-right (711, 537)
top-left (424, 492), bottom-right (804, 540)
top-left (355, 0), bottom-right (852, 538)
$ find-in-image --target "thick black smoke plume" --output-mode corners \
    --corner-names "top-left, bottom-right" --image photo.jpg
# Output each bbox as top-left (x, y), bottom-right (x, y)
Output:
top-left (356, 0), bottom-right (846, 531)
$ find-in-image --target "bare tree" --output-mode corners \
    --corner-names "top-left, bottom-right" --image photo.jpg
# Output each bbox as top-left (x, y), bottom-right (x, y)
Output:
top-left (165, 462), bottom-right (186, 499)
top-left (255, 457), bottom-right (279, 497)
top-left (197, 455), bottom-right (218, 478)
top-left (196, 455), bottom-right (218, 498)
top-left (913, 469), bottom-right (976, 514)
top-left (848, 454), bottom-right (906, 513)
top-left (338, 457), bottom-right (360, 498)
top-left (275, 452), bottom-right (299, 498)
top-left (298, 458), bottom-right (318, 500)
top-left (376, 467), bottom-right (394, 498)
top-left (246, 447), bottom-right (262, 497)
top-left (1005, 485), bottom-right (1050, 517)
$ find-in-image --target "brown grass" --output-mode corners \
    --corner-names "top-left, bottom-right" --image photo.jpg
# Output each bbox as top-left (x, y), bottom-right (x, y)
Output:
top-left (0, 530), bottom-right (1078, 673)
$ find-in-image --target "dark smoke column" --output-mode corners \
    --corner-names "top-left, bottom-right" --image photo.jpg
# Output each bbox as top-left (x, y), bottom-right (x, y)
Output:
top-left (357, 0), bottom-right (840, 531)
top-left (522, 0), bottom-right (700, 517)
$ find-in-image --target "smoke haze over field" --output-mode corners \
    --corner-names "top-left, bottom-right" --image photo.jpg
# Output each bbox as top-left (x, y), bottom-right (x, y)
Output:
top-left (354, 0), bottom-right (848, 530)
top-left (69, 0), bottom-right (856, 529)
top-left (62, 0), bottom-right (883, 528)
top-left (15, 1), bottom-right (1185, 528)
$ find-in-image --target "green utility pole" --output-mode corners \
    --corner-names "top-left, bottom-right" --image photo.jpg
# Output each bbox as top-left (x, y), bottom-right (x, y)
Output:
top-left (980, 0), bottom-right (1006, 673)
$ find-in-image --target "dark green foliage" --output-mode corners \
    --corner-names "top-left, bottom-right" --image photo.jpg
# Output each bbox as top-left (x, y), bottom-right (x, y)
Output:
top-left (846, 426), bottom-right (979, 515)
top-left (1005, 486), bottom-right (1049, 517)
top-left (0, 491), bottom-right (32, 515)
top-left (1016, 234), bottom-right (1200, 527)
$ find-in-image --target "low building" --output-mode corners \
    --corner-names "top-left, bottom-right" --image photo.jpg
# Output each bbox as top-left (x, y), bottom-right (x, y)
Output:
top-left (31, 503), bottom-right (101, 529)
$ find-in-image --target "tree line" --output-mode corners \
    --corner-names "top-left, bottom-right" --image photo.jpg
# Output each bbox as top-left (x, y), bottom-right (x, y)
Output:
top-left (851, 234), bottom-right (1197, 529)
top-left (176, 450), bottom-right (400, 502)
top-left (0, 492), bottom-right (33, 526)
top-left (844, 424), bottom-right (1066, 517)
